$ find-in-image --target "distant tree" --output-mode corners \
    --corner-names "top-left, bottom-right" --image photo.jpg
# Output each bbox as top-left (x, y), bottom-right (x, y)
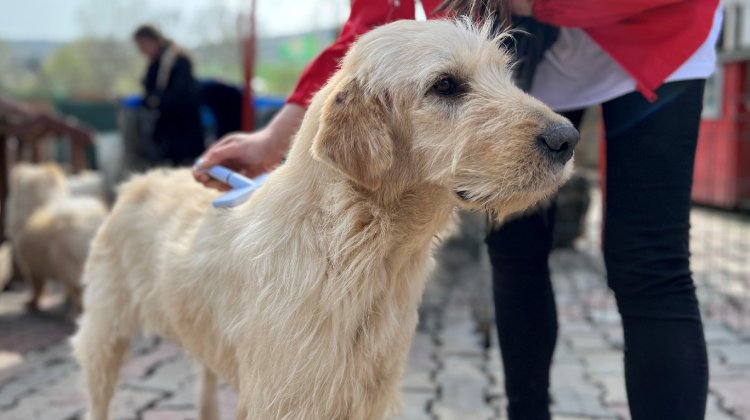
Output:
top-left (0, 39), bottom-right (17, 93)
top-left (77, 0), bottom-right (159, 40)
top-left (255, 62), bottom-right (307, 96)
top-left (72, 0), bottom-right (246, 93)
top-left (39, 37), bottom-right (141, 97)
top-left (4, 0), bottom-right (346, 98)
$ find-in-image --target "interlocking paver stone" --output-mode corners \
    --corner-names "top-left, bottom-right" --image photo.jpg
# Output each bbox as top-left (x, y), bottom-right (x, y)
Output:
top-left (433, 357), bottom-right (492, 420)
top-left (705, 322), bottom-right (743, 344)
top-left (396, 391), bottom-right (433, 420)
top-left (124, 355), bottom-right (194, 393)
top-left (0, 357), bottom-right (78, 408)
top-left (402, 332), bottom-right (437, 391)
top-left (551, 361), bottom-right (615, 418)
top-left (110, 386), bottom-right (166, 420)
top-left (438, 321), bottom-right (483, 357)
top-left (568, 333), bottom-right (611, 353)
top-left (119, 340), bottom-right (182, 381)
top-left (714, 343), bottom-right (750, 367)
top-left (141, 408), bottom-right (194, 420)
top-left (711, 376), bottom-right (750, 417)
top-left (706, 392), bottom-right (738, 420)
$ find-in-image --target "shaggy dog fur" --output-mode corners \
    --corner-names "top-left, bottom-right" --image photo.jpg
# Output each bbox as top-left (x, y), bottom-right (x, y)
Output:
top-left (73, 19), bottom-right (576, 420)
top-left (5, 163), bottom-right (107, 318)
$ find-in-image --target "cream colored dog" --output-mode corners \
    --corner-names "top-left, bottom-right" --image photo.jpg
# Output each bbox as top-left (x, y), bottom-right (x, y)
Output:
top-left (73, 19), bottom-right (578, 420)
top-left (5, 163), bottom-right (107, 318)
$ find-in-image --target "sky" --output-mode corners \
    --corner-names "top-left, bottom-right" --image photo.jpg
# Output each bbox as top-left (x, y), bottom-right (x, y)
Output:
top-left (0, 0), bottom-right (351, 44)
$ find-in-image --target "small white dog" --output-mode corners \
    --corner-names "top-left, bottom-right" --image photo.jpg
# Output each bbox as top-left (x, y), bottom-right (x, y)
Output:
top-left (5, 163), bottom-right (107, 318)
top-left (73, 19), bottom-right (577, 419)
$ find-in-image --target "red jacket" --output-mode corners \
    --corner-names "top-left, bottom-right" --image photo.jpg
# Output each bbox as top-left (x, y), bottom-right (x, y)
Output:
top-left (287, 0), bottom-right (718, 107)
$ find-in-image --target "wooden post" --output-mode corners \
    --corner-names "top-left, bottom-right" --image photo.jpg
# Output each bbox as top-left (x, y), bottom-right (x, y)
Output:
top-left (241, 0), bottom-right (258, 132)
top-left (30, 137), bottom-right (41, 163)
top-left (0, 134), bottom-right (7, 241)
top-left (71, 136), bottom-right (87, 173)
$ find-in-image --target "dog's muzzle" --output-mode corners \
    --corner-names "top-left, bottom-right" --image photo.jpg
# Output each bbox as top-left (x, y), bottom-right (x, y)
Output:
top-left (536, 123), bottom-right (579, 164)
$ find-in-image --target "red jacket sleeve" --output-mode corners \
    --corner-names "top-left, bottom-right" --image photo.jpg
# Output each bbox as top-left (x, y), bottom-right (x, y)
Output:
top-left (287, 0), bottom-right (416, 108)
top-left (533, 0), bottom-right (687, 27)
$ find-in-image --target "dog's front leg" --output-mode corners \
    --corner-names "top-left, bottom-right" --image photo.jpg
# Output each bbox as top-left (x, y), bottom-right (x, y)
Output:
top-left (197, 365), bottom-right (219, 420)
top-left (15, 256), bottom-right (43, 311)
top-left (384, 392), bottom-right (403, 420)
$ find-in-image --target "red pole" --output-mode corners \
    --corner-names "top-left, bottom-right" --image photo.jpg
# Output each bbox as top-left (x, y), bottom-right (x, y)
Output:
top-left (241, 0), bottom-right (257, 132)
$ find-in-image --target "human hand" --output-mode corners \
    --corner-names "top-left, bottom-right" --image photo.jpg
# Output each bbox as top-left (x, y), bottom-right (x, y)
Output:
top-left (193, 129), bottom-right (284, 191)
top-left (511, 0), bottom-right (534, 16)
top-left (193, 103), bottom-right (305, 190)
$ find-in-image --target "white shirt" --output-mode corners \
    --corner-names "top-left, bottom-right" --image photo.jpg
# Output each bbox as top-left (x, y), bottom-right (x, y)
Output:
top-left (529, 8), bottom-right (723, 112)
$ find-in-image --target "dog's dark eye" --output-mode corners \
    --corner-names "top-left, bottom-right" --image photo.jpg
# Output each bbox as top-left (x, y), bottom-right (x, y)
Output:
top-left (432, 77), bottom-right (461, 96)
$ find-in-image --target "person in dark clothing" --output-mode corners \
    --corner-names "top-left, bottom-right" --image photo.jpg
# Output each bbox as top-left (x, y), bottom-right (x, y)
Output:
top-left (197, 80), bottom-right (243, 139)
top-left (133, 25), bottom-right (205, 166)
top-left (488, 81), bottom-right (709, 420)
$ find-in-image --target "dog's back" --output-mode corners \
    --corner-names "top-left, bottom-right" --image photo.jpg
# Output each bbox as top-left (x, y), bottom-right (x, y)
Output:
top-left (78, 169), bottom-right (217, 334)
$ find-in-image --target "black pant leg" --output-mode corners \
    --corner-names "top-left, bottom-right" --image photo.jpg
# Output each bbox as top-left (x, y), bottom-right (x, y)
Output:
top-left (601, 79), bottom-right (708, 420)
top-left (487, 205), bottom-right (558, 420)
top-left (486, 109), bottom-right (583, 420)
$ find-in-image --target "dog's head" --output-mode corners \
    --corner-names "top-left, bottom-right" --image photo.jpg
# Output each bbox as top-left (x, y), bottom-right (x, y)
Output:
top-left (312, 19), bottom-right (578, 219)
top-left (6, 162), bottom-right (68, 236)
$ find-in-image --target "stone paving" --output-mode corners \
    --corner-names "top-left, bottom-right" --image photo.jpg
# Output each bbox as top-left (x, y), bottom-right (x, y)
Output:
top-left (1, 194), bottom-right (749, 419)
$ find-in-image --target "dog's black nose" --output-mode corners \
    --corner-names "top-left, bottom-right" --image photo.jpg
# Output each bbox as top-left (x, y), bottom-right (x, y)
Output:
top-left (536, 123), bottom-right (579, 163)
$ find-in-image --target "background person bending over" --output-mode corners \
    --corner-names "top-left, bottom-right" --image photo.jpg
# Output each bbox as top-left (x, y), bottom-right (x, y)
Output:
top-left (133, 25), bottom-right (205, 166)
top-left (194, 1), bottom-right (719, 419)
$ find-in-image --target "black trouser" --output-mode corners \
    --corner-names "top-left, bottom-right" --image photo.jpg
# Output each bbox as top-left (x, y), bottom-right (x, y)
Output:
top-left (486, 80), bottom-right (709, 420)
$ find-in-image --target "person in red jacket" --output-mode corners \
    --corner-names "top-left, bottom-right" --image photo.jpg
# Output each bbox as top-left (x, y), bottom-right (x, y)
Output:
top-left (195, 1), bottom-right (720, 419)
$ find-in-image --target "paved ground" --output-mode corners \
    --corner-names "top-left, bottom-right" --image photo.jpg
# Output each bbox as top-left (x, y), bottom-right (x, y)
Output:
top-left (1, 190), bottom-right (749, 419)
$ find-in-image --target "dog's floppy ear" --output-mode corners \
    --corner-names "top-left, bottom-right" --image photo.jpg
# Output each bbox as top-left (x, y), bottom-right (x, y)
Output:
top-left (312, 77), bottom-right (393, 190)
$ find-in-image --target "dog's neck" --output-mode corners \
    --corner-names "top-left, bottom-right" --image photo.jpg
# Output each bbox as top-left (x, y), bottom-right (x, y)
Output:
top-left (288, 127), bottom-right (454, 258)
top-left (291, 158), bottom-right (454, 254)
